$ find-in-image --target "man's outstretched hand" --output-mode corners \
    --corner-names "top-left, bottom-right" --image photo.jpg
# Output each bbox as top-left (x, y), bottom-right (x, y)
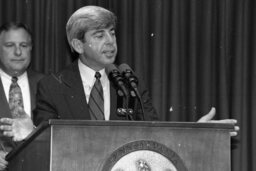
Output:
top-left (197, 107), bottom-right (239, 136)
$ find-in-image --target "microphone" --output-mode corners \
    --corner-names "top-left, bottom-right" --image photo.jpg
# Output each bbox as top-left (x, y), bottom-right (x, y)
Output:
top-left (119, 63), bottom-right (145, 120)
top-left (118, 63), bottom-right (139, 97)
top-left (105, 64), bottom-right (129, 98)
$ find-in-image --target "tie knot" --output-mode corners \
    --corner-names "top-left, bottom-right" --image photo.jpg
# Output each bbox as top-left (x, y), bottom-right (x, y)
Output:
top-left (95, 72), bottom-right (101, 79)
top-left (11, 76), bottom-right (18, 83)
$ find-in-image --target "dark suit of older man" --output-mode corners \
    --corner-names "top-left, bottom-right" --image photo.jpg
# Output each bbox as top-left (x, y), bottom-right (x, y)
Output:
top-left (0, 70), bottom-right (44, 152)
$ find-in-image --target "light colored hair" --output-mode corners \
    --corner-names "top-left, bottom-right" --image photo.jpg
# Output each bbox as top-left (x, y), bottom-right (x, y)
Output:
top-left (66, 6), bottom-right (117, 50)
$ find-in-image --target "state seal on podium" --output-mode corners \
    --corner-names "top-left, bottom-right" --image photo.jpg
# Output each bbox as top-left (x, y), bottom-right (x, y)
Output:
top-left (101, 140), bottom-right (188, 171)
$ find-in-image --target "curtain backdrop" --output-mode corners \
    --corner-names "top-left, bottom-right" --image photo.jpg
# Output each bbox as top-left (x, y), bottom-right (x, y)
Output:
top-left (0, 0), bottom-right (255, 170)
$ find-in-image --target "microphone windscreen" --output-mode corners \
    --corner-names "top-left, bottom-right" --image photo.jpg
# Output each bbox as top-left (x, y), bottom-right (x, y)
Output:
top-left (105, 64), bottom-right (118, 75)
top-left (118, 63), bottom-right (133, 73)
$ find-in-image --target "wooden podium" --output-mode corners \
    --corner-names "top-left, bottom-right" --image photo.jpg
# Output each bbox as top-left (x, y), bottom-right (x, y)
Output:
top-left (6, 120), bottom-right (233, 171)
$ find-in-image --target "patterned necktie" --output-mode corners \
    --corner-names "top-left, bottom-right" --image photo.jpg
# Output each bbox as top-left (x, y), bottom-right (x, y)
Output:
top-left (88, 72), bottom-right (105, 120)
top-left (9, 76), bottom-right (24, 118)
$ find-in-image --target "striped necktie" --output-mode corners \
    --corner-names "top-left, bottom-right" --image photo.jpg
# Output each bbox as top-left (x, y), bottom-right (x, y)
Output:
top-left (88, 72), bottom-right (105, 120)
top-left (9, 76), bottom-right (25, 118)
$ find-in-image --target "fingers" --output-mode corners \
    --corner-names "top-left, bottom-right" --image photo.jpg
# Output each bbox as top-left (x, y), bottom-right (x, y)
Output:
top-left (2, 131), bottom-right (14, 138)
top-left (195, 107), bottom-right (240, 137)
top-left (235, 125), bottom-right (240, 131)
top-left (0, 118), bottom-right (13, 125)
top-left (0, 118), bottom-right (15, 138)
top-left (230, 132), bottom-right (237, 137)
top-left (230, 126), bottom-right (239, 137)
top-left (207, 120), bottom-right (239, 137)
top-left (0, 125), bottom-right (12, 131)
top-left (0, 151), bottom-right (8, 170)
top-left (0, 117), bottom-right (34, 142)
top-left (0, 124), bottom-right (14, 138)
top-left (0, 118), bottom-right (14, 139)
top-left (0, 163), bottom-right (8, 170)
top-left (0, 118), bottom-right (14, 133)
top-left (207, 119), bottom-right (237, 124)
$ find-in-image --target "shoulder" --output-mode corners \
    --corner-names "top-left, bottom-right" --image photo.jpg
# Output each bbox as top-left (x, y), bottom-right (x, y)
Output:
top-left (38, 61), bottom-right (79, 86)
top-left (27, 69), bottom-right (45, 83)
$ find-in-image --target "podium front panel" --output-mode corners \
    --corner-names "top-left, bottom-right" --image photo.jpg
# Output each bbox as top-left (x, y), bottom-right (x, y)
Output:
top-left (7, 120), bottom-right (232, 171)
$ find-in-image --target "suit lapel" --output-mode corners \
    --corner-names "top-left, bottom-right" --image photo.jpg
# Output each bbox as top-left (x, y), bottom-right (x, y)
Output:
top-left (0, 78), bottom-right (12, 118)
top-left (27, 71), bottom-right (37, 112)
top-left (60, 62), bottom-right (91, 120)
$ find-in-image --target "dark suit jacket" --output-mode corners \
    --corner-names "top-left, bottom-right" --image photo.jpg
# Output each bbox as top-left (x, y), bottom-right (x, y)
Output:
top-left (0, 70), bottom-right (44, 151)
top-left (33, 61), bottom-right (158, 126)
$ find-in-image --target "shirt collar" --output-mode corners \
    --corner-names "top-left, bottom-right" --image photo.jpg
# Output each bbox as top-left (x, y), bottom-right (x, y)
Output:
top-left (0, 68), bottom-right (27, 82)
top-left (78, 59), bottom-right (108, 87)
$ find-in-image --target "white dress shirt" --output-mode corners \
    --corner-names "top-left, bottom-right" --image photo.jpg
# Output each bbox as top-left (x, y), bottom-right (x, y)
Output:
top-left (78, 59), bottom-right (111, 120)
top-left (0, 68), bottom-right (31, 117)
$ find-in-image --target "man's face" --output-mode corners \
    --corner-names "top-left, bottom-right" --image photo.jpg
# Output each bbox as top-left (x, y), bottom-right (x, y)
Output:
top-left (0, 28), bottom-right (32, 76)
top-left (79, 26), bottom-right (117, 71)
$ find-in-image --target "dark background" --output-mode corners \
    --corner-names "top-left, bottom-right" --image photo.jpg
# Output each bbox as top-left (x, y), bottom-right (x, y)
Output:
top-left (0, 0), bottom-right (255, 170)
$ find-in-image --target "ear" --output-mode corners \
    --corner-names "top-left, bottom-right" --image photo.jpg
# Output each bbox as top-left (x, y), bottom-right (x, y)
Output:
top-left (71, 39), bottom-right (84, 54)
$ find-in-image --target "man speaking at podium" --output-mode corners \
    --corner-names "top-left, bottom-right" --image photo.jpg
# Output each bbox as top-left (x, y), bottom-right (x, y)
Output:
top-left (0, 6), bottom-right (238, 144)
top-left (34, 5), bottom-right (159, 124)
